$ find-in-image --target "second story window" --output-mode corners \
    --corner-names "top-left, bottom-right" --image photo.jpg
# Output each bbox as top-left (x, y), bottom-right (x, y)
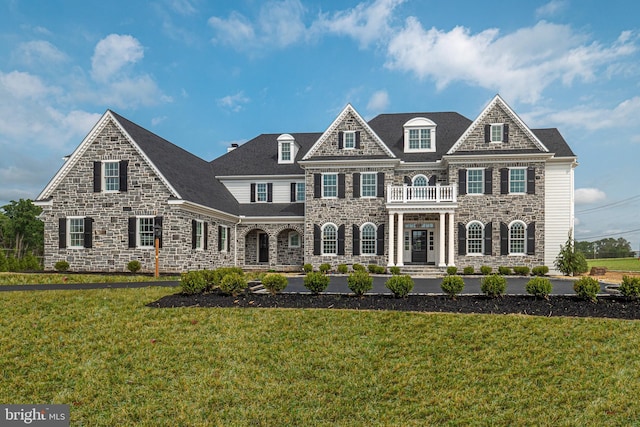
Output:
top-left (361, 173), bottom-right (377, 197)
top-left (104, 162), bottom-right (120, 191)
top-left (509, 168), bottom-right (526, 194)
top-left (296, 182), bottom-right (305, 201)
top-left (256, 183), bottom-right (267, 202)
top-left (94, 160), bottom-right (127, 193)
top-left (467, 169), bottom-right (484, 194)
top-left (323, 174), bottom-right (337, 198)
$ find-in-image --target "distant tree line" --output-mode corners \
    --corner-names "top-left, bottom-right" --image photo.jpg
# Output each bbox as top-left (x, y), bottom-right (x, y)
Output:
top-left (0, 199), bottom-right (43, 271)
top-left (576, 237), bottom-right (635, 259)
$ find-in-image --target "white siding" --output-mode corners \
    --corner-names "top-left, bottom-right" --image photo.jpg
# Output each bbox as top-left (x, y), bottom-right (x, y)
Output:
top-left (219, 178), bottom-right (304, 204)
top-left (544, 161), bottom-right (575, 271)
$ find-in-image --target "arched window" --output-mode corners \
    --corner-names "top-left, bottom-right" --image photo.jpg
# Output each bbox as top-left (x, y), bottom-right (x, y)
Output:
top-left (509, 221), bottom-right (526, 254)
top-left (361, 223), bottom-right (377, 255)
top-left (467, 221), bottom-right (484, 254)
top-left (412, 174), bottom-right (428, 187)
top-left (322, 223), bottom-right (337, 255)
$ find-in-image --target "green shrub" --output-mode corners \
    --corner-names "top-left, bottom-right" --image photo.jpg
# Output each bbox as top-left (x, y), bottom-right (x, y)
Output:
top-left (319, 263), bottom-right (331, 274)
top-left (441, 275), bottom-right (465, 298)
top-left (303, 263), bottom-right (313, 273)
top-left (446, 266), bottom-right (458, 275)
top-left (481, 274), bottom-right (507, 297)
top-left (385, 275), bottom-right (414, 297)
top-left (304, 272), bottom-right (330, 294)
top-left (367, 264), bottom-right (386, 274)
top-left (463, 266), bottom-right (474, 275)
top-left (54, 260), bottom-right (70, 272)
top-left (526, 277), bottom-right (553, 299)
top-left (181, 271), bottom-right (207, 295)
top-left (261, 273), bottom-right (288, 295)
top-left (6, 255), bottom-right (19, 272)
top-left (498, 266), bottom-right (511, 275)
top-left (513, 266), bottom-right (530, 276)
top-left (19, 252), bottom-right (42, 271)
top-left (532, 266), bottom-right (549, 276)
top-left (0, 251), bottom-right (7, 272)
top-left (555, 233), bottom-right (588, 276)
top-left (127, 260), bottom-right (142, 273)
top-left (480, 265), bottom-right (492, 275)
top-left (337, 264), bottom-right (348, 274)
top-left (347, 271), bottom-right (373, 296)
top-left (219, 272), bottom-right (248, 296)
top-left (389, 266), bottom-right (401, 275)
top-left (352, 263), bottom-right (366, 272)
top-left (573, 276), bottom-right (600, 301)
top-left (619, 276), bottom-right (640, 298)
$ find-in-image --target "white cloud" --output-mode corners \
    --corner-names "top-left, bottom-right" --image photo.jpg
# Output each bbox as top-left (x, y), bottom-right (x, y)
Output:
top-left (151, 116), bottom-right (167, 126)
top-left (91, 34), bottom-right (144, 83)
top-left (575, 188), bottom-right (607, 204)
top-left (14, 40), bottom-right (68, 66)
top-left (367, 90), bottom-right (389, 112)
top-left (217, 91), bottom-right (250, 112)
top-left (168, 0), bottom-right (197, 15)
top-left (536, 0), bottom-right (568, 18)
top-left (0, 71), bottom-right (58, 100)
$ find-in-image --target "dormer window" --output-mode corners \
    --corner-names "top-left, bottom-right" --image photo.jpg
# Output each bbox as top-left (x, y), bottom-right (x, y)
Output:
top-left (278, 134), bottom-right (297, 164)
top-left (281, 142), bottom-right (291, 161)
top-left (403, 117), bottom-right (436, 153)
top-left (344, 131), bottom-right (355, 149)
top-left (485, 123), bottom-right (509, 143)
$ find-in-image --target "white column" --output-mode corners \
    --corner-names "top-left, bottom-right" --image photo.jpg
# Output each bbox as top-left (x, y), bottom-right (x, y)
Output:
top-left (387, 213), bottom-right (395, 266)
top-left (448, 212), bottom-right (455, 266)
top-left (438, 213), bottom-right (446, 267)
top-left (396, 213), bottom-right (404, 266)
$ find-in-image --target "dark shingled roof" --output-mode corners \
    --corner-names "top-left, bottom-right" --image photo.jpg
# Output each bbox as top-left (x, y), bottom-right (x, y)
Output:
top-left (238, 203), bottom-right (304, 217)
top-left (111, 111), bottom-right (239, 214)
top-left (532, 128), bottom-right (576, 157)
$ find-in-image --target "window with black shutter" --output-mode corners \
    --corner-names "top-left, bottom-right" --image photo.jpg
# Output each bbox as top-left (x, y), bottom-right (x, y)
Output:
top-left (313, 224), bottom-right (321, 255)
top-left (527, 167), bottom-right (535, 194)
top-left (500, 222), bottom-right (509, 256)
top-left (500, 168), bottom-right (509, 194)
top-left (484, 222), bottom-right (492, 255)
top-left (376, 224), bottom-right (385, 255)
top-left (313, 174), bottom-right (321, 198)
top-left (352, 224), bottom-right (360, 256)
top-left (337, 224), bottom-right (345, 255)
top-left (458, 169), bottom-right (467, 196)
top-left (458, 223), bottom-right (466, 255)
top-left (338, 174), bottom-right (345, 198)
top-left (377, 172), bottom-right (385, 197)
top-left (119, 160), bottom-right (128, 192)
top-left (59, 218), bottom-right (67, 249)
top-left (84, 217), bottom-right (93, 248)
top-left (527, 222), bottom-right (536, 255)
top-left (484, 168), bottom-right (493, 195)
top-left (353, 173), bottom-right (360, 198)
top-left (93, 162), bottom-right (102, 192)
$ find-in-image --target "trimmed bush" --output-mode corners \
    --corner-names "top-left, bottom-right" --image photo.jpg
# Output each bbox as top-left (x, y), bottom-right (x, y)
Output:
top-left (347, 271), bottom-right (373, 296)
top-left (181, 271), bottom-right (207, 295)
top-left (261, 273), bottom-right (288, 295)
top-left (319, 263), bottom-right (331, 274)
top-left (513, 266), bottom-right (530, 276)
top-left (0, 251), bottom-right (6, 272)
top-left (481, 274), bottom-right (507, 297)
top-left (385, 275), bottom-right (414, 297)
top-left (446, 266), bottom-right (458, 275)
top-left (498, 266), bottom-right (511, 275)
top-left (526, 277), bottom-right (553, 299)
top-left (573, 276), bottom-right (600, 302)
top-left (441, 275), bottom-right (465, 298)
top-left (54, 260), bottom-right (70, 272)
top-left (389, 266), bottom-right (401, 275)
top-left (219, 272), bottom-right (247, 296)
top-left (337, 264), bottom-right (348, 274)
top-left (127, 260), bottom-right (142, 273)
top-left (532, 266), bottom-right (549, 276)
top-left (367, 264), bottom-right (386, 274)
top-left (304, 271), bottom-right (330, 294)
top-left (19, 252), bottom-right (42, 271)
top-left (619, 276), bottom-right (640, 298)
top-left (463, 266), bottom-right (474, 275)
top-left (480, 265), bottom-right (492, 275)
top-left (303, 263), bottom-right (313, 273)
top-left (352, 263), bottom-right (366, 272)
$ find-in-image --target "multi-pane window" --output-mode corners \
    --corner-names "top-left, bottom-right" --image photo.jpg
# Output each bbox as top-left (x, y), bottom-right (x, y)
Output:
top-left (104, 161), bottom-right (120, 191)
top-left (509, 222), bottom-right (526, 254)
top-left (344, 132), bottom-right (355, 149)
top-left (296, 182), bottom-right (305, 202)
top-left (281, 142), bottom-right (291, 161)
top-left (138, 217), bottom-right (155, 248)
top-left (289, 231), bottom-right (300, 248)
top-left (220, 226), bottom-right (228, 252)
top-left (256, 183), bottom-right (267, 202)
top-left (361, 223), bottom-right (376, 255)
top-left (323, 174), bottom-right (337, 198)
top-left (491, 124), bottom-right (503, 142)
top-left (409, 129), bottom-right (431, 149)
top-left (361, 173), bottom-right (377, 197)
top-left (69, 218), bottom-right (84, 248)
top-left (509, 168), bottom-right (526, 194)
top-left (467, 222), bottom-right (483, 254)
top-left (467, 169), bottom-right (484, 194)
top-left (322, 224), bottom-right (337, 255)
top-left (195, 220), bottom-right (203, 250)
top-left (413, 175), bottom-right (428, 186)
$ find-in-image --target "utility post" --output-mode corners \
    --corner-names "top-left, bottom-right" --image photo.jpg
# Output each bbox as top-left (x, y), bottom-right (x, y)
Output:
top-left (154, 223), bottom-right (162, 278)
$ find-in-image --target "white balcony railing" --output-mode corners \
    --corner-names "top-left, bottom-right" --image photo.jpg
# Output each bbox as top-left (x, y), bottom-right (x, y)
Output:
top-left (386, 184), bottom-right (457, 204)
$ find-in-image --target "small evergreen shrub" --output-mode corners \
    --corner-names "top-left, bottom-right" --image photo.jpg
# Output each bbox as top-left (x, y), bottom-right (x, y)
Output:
top-left (0, 251), bottom-right (7, 272)
top-left (513, 266), bottom-right (530, 276)
top-left (481, 274), bottom-right (507, 297)
top-left (127, 260), bottom-right (142, 273)
top-left (526, 277), bottom-right (553, 299)
top-left (319, 263), bottom-right (331, 274)
top-left (480, 265), bottom-right (492, 275)
top-left (573, 276), bottom-right (600, 301)
top-left (619, 276), bottom-right (640, 298)
top-left (367, 264), bottom-right (386, 274)
top-left (219, 272), bottom-right (248, 296)
top-left (389, 266), bottom-right (401, 275)
top-left (304, 271), bottom-right (330, 294)
top-left (347, 271), bottom-right (373, 296)
top-left (463, 266), bottom-right (474, 275)
top-left (385, 275), bottom-right (414, 297)
top-left (19, 252), bottom-right (42, 271)
top-left (261, 273), bottom-right (288, 295)
top-left (54, 260), bottom-right (70, 272)
top-left (181, 271), bottom-right (207, 295)
top-left (498, 266), bottom-right (511, 275)
top-left (446, 266), bottom-right (458, 275)
top-left (337, 264), bottom-right (348, 274)
top-left (441, 275), bottom-right (465, 298)
top-left (303, 263), bottom-right (313, 273)
top-left (201, 269), bottom-right (218, 290)
top-left (352, 263), bottom-right (366, 272)
top-left (532, 266), bottom-right (549, 276)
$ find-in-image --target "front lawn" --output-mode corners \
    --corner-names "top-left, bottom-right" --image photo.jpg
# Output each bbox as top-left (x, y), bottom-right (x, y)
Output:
top-left (0, 272), bottom-right (179, 285)
top-left (587, 257), bottom-right (640, 272)
top-left (2, 287), bottom-right (639, 425)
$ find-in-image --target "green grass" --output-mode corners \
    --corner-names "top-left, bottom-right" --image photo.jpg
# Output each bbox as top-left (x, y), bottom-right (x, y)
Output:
top-left (587, 257), bottom-right (640, 272)
top-left (0, 273), bottom-right (178, 285)
top-left (2, 287), bottom-right (640, 426)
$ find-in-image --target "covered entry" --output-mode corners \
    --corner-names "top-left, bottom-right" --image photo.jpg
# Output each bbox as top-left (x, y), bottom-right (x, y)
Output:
top-left (404, 224), bottom-right (437, 264)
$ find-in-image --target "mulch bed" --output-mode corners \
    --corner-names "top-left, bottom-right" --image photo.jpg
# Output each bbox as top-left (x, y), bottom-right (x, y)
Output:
top-left (148, 291), bottom-right (640, 320)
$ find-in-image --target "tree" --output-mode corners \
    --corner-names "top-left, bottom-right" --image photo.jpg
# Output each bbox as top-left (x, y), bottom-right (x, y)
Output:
top-left (555, 231), bottom-right (588, 276)
top-left (575, 240), bottom-right (596, 259)
top-left (575, 237), bottom-right (634, 259)
top-left (0, 199), bottom-right (44, 257)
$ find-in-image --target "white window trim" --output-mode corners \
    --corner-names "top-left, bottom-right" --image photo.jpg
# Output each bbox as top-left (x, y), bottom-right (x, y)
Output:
top-left (490, 123), bottom-right (504, 143)
top-left (403, 117), bottom-right (436, 153)
top-left (137, 216), bottom-right (155, 249)
top-left (322, 173), bottom-right (338, 199)
top-left (277, 134), bottom-right (296, 164)
top-left (466, 221), bottom-right (484, 256)
top-left (67, 216), bottom-right (85, 249)
top-left (321, 223), bottom-right (338, 256)
top-left (288, 231), bottom-right (301, 248)
top-left (343, 131), bottom-right (356, 149)
top-left (508, 220), bottom-right (527, 256)
top-left (255, 183), bottom-right (268, 203)
top-left (102, 160), bottom-right (120, 193)
top-left (195, 220), bottom-right (204, 251)
top-left (466, 168), bottom-right (485, 195)
top-left (360, 222), bottom-right (377, 256)
top-left (360, 172), bottom-right (377, 198)
top-left (220, 226), bottom-right (229, 253)
top-left (508, 167), bottom-right (527, 195)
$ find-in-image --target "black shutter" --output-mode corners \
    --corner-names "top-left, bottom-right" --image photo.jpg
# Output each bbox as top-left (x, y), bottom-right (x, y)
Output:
top-left (128, 217), bottom-right (136, 248)
top-left (338, 174), bottom-right (345, 198)
top-left (59, 218), bottom-right (66, 249)
top-left (404, 176), bottom-right (411, 185)
top-left (355, 131), bottom-right (361, 149)
top-left (154, 216), bottom-right (163, 248)
top-left (338, 224), bottom-right (345, 255)
top-left (218, 225), bottom-right (223, 251)
top-left (93, 161), bottom-right (101, 192)
top-left (428, 175), bottom-right (436, 186)
top-left (503, 124), bottom-right (509, 143)
top-left (500, 222), bottom-right (509, 255)
top-left (377, 172), bottom-right (385, 197)
top-left (500, 168), bottom-right (509, 194)
top-left (84, 217), bottom-right (93, 249)
top-left (338, 131), bottom-right (344, 149)
top-left (290, 183), bottom-right (296, 202)
top-left (458, 169), bottom-right (467, 195)
top-left (192, 220), bottom-right (197, 249)
top-left (527, 222), bottom-right (536, 255)
top-left (352, 224), bottom-right (360, 256)
top-left (353, 173), bottom-right (360, 198)
top-left (313, 224), bottom-right (321, 255)
top-left (267, 183), bottom-right (273, 202)
top-left (527, 167), bottom-right (536, 194)
top-left (250, 183), bottom-right (256, 202)
top-left (226, 227), bottom-right (230, 252)
top-left (204, 222), bottom-right (208, 250)
top-left (484, 124), bottom-right (491, 143)
top-left (119, 160), bottom-right (128, 192)
top-left (376, 224), bottom-right (385, 255)
top-left (458, 223), bottom-right (466, 256)
top-left (314, 174), bottom-right (321, 198)
top-left (484, 168), bottom-right (493, 195)
top-left (484, 222), bottom-right (492, 255)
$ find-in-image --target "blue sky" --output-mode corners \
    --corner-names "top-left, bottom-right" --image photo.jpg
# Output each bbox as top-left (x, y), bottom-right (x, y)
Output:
top-left (1, 0), bottom-right (639, 251)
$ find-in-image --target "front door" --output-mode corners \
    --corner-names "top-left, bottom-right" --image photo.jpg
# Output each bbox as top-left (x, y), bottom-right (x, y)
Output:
top-left (411, 230), bottom-right (427, 263)
top-left (258, 233), bottom-right (269, 263)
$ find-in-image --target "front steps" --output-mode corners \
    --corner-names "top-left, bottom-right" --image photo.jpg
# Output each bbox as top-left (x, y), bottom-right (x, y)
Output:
top-left (397, 265), bottom-right (447, 277)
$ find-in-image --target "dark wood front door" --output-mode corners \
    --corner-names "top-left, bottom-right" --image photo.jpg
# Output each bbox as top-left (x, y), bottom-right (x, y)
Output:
top-left (411, 230), bottom-right (427, 263)
top-left (258, 233), bottom-right (269, 263)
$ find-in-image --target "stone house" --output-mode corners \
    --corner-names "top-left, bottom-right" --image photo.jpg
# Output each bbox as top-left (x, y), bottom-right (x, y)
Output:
top-left (35, 95), bottom-right (576, 273)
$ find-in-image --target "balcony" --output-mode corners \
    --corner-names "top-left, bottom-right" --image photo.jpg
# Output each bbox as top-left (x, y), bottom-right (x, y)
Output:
top-left (386, 184), bottom-right (457, 204)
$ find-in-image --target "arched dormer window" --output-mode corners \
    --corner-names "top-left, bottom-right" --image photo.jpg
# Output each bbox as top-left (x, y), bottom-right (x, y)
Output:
top-left (278, 134), bottom-right (298, 164)
top-left (412, 174), bottom-right (428, 187)
top-left (403, 117), bottom-right (436, 153)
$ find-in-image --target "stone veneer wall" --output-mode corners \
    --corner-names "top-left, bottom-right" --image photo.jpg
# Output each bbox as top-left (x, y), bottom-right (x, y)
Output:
top-left (311, 111), bottom-right (390, 158)
top-left (237, 223), bottom-right (304, 269)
